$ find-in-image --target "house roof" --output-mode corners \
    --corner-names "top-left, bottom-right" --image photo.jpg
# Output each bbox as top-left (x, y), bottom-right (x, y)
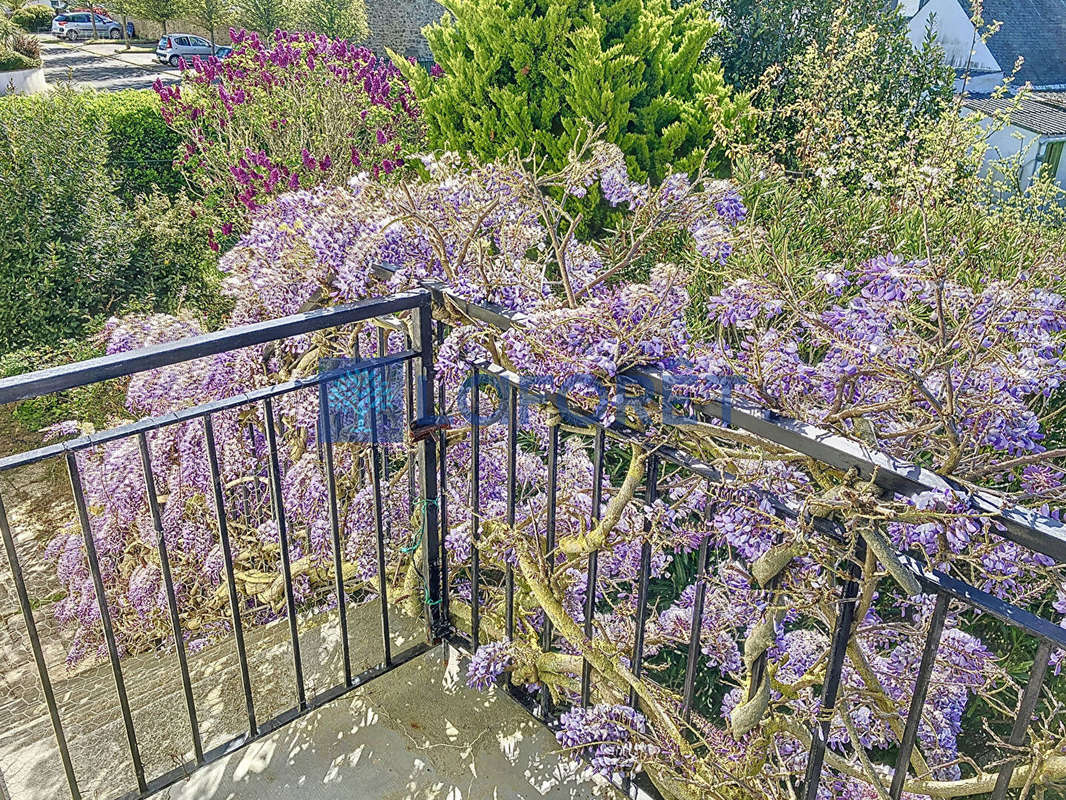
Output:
top-left (952, 0), bottom-right (1066, 89)
top-left (964, 93), bottom-right (1066, 135)
top-left (1036, 91), bottom-right (1066, 109)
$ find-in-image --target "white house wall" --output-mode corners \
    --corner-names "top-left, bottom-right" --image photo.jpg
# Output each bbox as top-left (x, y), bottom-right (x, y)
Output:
top-left (907, 0), bottom-right (1001, 74)
top-left (962, 108), bottom-right (1041, 188)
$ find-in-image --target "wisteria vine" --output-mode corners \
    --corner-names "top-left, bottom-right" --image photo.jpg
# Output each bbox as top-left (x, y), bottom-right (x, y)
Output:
top-left (46, 138), bottom-right (1066, 799)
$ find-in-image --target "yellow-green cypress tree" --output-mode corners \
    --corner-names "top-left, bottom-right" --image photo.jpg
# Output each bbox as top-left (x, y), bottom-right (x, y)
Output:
top-left (392, 0), bottom-right (747, 184)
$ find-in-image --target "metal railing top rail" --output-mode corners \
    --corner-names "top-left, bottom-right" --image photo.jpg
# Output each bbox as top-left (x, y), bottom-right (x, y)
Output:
top-left (0, 348), bottom-right (417, 473)
top-left (470, 358), bottom-right (1066, 653)
top-left (0, 288), bottom-right (430, 407)
top-left (392, 270), bottom-right (1066, 565)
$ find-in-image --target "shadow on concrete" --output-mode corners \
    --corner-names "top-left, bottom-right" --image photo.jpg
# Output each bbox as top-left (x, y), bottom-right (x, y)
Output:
top-left (0, 597), bottom-right (615, 800)
top-left (38, 38), bottom-right (177, 91)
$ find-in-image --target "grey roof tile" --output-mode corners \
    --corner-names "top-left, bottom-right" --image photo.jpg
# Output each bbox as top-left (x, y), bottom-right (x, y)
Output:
top-left (964, 94), bottom-right (1066, 135)
top-left (953, 0), bottom-right (1066, 89)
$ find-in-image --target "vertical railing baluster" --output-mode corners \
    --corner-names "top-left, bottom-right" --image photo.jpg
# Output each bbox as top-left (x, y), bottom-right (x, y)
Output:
top-left (262, 397), bottom-right (307, 710)
top-left (682, 483), bottom-right (713, 722)
top-left (376, 328), bottom-right (393, 565)
top-left (505, 383), bottom-right (518, 643)
top-left (580, 427), bottom-right (605, 708)
top-left (203, 415), bottom-right (257, 736)
top-left (67, 452), bottom-right (147, 794)
top-left (628, 453), bottom-right (659, 711)
top-left (414, 299), bottom-right (444, 638)
top-left (539, 422), bottom-right (560, 719)
top-left (988, 639), bottom-right (1054, 800)
top-left (319, 380), bottom-right (353, 686)
top-left (138, 432), bottom-right (204, 764)
top-left (470, 366), bottom-right (481, 648)
top-left (801, 538), bottom-right (865, 800)
top-left (406, 331), bottom-right (416, 518)
top-left (889, 591), bottom-right (949, 800)
top-left (436, 321), bottom-right (450, 625)
top-left (0, 490), bottom-right (81, 799)
top-left (368, 363), bottom-right (392, 667)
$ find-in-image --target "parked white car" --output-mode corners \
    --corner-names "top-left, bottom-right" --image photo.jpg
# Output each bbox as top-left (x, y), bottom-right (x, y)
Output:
top-left (51, 12), bottom-right (123, 40)
top-left (156, 34), bottom-right (214, 68)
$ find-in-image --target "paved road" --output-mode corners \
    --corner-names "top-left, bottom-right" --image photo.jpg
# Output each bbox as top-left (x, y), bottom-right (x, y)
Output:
top-left (39, 37), bottom-right (180, 92)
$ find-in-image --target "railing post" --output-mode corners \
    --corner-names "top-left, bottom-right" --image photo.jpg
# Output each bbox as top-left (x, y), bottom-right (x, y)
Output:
top-left (801, 535), bottom-right (865, 800)
top-left (989, 639), bottom-right (1054, 800)
top-left (414, 296), bottom-right (445, 640)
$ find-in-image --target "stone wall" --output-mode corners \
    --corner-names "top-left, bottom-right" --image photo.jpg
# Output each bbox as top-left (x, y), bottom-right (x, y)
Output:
top-left (365, 0), bottom-right (444, 64)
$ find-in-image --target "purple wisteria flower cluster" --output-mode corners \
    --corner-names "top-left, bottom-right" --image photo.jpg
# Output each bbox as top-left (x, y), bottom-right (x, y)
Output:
top-left (465, 641), bottom-right (513, 689)
top-left (555, 704), bottom-right (656, 776)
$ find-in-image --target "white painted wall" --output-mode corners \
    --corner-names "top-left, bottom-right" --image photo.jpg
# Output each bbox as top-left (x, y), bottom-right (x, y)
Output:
top-left (0, 67), bottom-right (48, 96)
top-left (962, 107), bottom-right (1066, 193)
top-left (907, 0), bottom-right (1001, 74)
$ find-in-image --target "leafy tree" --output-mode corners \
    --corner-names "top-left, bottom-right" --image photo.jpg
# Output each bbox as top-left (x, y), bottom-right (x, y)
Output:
top-left (700, 0), bottom-right (855, 92)
top-left (392, 0), bottom-right (748, 185)
top-left (133, 0), bottom-right (187, 34)
top-left (234, 0), bottom-right (292, 35)
top-left (772, 12), bottom-right (952, 186)
top-left (0, 15), bottom-right (22, 46)
top-left (291, 0), bottom-right (367, 40)
top-left (105, 0), bottom-right (138, 46)
top-left (10, 5), bottom-right (54, 32)
top-left (184, 0), bottom-right (232, 48)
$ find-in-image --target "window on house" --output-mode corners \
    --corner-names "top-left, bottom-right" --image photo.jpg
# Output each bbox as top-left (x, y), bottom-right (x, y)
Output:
top-left (1041, 140), bottom-right (1064, 181)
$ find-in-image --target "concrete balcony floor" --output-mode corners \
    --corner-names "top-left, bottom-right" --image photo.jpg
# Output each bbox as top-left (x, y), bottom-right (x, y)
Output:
top-left (2, 592), bottom-right (615, 800)
top-left (149, 644), bottom-right (616, 800)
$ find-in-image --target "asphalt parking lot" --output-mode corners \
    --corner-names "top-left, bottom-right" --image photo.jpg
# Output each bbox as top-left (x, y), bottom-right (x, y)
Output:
top-left (37, 35), bottom-right (180, 92)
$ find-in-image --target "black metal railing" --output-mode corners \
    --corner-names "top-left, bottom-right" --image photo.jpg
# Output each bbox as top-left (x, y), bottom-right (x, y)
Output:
top-left (426, 279), bottom-right (1066, 800)
top-left (0, 289), bottom-right (444, 800)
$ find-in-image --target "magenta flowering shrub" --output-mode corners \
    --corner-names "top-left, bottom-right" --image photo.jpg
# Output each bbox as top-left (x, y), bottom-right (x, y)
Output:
top-left (155, 28), bottom-right (422, 240)
top-left (47, 141), bottom-right (1066, 799)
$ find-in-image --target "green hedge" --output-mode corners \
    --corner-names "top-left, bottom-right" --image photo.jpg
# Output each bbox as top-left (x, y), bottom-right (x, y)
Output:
top-left (0, 49), bottom-right (38, 71)
top-left (85, 90), bottom-right (185, 203)
top-left (11, 6), bottom-right (54, 32)
top-left (0, 87), bottom-right (223, 352)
